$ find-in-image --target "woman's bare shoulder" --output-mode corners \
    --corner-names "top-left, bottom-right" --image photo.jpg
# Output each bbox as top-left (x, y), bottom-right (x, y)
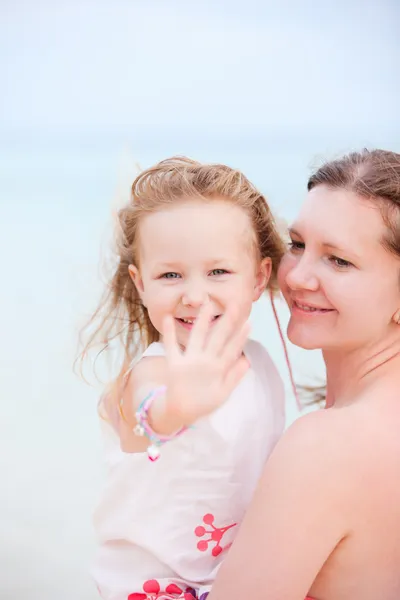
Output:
top-left (279, 408), bottom-right (349, 457)
top-left (278, 398), bottom-right (399, 491)
top-left (266, 408), bottom-right (368, 496)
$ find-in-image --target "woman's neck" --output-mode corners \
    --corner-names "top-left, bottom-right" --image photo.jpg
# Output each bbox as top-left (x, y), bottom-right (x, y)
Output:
top-left (323, 333), bottom-right (400, 408)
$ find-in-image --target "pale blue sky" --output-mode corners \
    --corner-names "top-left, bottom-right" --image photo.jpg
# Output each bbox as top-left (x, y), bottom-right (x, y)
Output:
top-left (1, 0), bottom-right (399, 135)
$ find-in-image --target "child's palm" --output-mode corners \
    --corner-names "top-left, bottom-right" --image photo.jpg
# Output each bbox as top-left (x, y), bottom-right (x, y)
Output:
top-left (163, 305), bottom-right (250, 425)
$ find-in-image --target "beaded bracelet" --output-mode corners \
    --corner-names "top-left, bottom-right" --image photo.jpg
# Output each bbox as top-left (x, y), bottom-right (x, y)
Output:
top-left (134, 385), bottom-right (187, 461)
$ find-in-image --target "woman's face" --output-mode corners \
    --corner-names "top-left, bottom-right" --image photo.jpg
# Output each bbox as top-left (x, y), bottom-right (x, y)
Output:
top-left (278, 185), bottom-right (400, 351)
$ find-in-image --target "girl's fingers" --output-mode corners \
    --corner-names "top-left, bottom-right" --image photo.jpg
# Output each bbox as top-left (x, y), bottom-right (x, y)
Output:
top-left (186, 302), bottom-right (214, 354)
top-left (206, 307), bottom-right (244, 356)
top-left (162, 314), bottom-right (181, 360)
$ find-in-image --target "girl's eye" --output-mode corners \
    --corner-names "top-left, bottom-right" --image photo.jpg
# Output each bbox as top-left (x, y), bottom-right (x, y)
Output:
top-left (329, 256), bottom-right (353, 269)
top-left (160, 272), bottom-right (181, 279)
top-left (210, 269), bottom-right (229, 276)
top-left (288, 240), bottom-right (305, 252)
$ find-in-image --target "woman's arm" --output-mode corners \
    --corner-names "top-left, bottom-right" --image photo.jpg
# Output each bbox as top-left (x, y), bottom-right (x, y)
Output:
top-left (208, 410), bottom-right (355, 600)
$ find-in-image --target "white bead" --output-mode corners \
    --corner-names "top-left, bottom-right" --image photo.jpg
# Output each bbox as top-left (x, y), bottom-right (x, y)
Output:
top-left (133, 424), bottom-right (145, 436)
top-left (147, 445), bottom-right (160, 462)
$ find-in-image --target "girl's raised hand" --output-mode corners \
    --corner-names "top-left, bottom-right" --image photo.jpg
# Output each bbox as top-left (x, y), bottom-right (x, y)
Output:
top-left (162, 303), bottom-right (250, 426)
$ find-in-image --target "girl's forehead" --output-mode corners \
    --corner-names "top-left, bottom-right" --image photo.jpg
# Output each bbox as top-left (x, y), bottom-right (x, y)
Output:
top-left (139, 202), bottom-right (254, 263)
top-left (139, 201), bottom-right (254, 249)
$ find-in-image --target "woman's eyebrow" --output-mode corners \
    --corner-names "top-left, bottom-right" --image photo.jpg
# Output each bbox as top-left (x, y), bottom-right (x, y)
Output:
top-left (322, 242), bottom-right (361, 260)
top-left (288, 227), bottom-right (302, 237)
top-left (290, 227), bottom-right (347, 250)
top-left (289, 227), bottom-right (361, 260)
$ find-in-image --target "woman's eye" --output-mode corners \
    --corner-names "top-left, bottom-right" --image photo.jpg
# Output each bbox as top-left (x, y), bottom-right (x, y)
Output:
top-left (210, 269), bottom-right (229, 276)
top-left (329, 256), bottom-right (353, 269)
top-left (288, 240), bottom-right (305, 252)
top-left (160, 272), bottom-right (181, 279)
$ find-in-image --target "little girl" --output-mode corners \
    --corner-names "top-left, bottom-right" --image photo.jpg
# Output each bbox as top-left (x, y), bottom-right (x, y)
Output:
top-left (80, 157), bottom-right (288, 600)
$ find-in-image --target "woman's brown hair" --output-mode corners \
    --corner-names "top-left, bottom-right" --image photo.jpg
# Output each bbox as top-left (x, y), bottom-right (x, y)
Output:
top-left (308, 149), bottom-right (400, 257)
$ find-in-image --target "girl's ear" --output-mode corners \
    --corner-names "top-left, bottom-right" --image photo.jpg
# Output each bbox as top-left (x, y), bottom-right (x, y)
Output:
top-left (253, 257), bottom-right (272, 301)
top-left (129, 264), bottom-right (146, 306)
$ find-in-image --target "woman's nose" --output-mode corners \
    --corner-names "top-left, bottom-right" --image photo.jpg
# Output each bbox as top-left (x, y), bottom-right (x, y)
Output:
top-left (285, 256), bottom-right (319, 292)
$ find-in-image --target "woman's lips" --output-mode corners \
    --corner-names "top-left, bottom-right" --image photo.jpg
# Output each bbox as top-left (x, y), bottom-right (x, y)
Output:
top-left (291, 300), bottom-right (335, 315)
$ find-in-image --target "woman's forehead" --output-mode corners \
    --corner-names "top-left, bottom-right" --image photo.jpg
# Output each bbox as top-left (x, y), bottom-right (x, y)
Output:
top-left (293, 186), bottom-right (386, 251)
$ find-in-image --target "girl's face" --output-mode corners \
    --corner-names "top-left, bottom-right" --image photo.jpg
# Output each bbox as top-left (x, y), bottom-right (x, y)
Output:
top-left (278, 185), bottom-right (400, 351)
top-left (130, 199), bottom-right (271, 348)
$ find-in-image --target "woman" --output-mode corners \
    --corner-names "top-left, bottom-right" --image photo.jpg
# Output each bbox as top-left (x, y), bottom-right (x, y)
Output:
top-left (208, 149), bottom-right (400, 600)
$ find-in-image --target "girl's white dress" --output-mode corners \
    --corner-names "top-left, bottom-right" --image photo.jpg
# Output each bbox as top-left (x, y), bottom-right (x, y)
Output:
top-left (93, 339), bottom-right (285, 600)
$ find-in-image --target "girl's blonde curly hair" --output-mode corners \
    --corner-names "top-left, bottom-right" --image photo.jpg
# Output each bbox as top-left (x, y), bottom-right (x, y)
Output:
top-left (76, 156), bottom-right (286, 402)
